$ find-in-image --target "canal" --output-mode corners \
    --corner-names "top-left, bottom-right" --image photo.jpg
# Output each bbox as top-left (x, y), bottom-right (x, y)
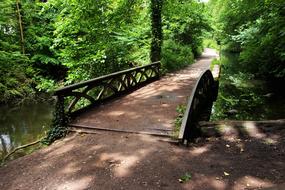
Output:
top-left (0, 102), bottom-right (53, 161)
top-left (211, 51), bottom-right (285, 121)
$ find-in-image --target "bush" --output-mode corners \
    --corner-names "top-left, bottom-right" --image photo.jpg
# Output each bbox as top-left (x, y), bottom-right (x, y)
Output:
top-left (161, 40), bottom-right (194, 73)
top-left (0, 51), bottom-right (35, 103)
top-left (203, 38), bottom-right (219, 50)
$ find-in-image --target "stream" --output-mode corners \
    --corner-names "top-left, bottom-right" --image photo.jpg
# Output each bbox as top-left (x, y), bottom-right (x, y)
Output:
top-left (211, 52), bottom-right (285, 121)
top-left (0, 102), bottom-right (53, 161)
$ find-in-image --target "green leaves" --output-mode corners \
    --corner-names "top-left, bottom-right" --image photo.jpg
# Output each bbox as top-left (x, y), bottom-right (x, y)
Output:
top-left (163, 0), bottom-right (210, 57)
top-left (0, 0), bottom-right (211, 104)
top-left (161, 39), bottom-right (194, 72)
top-left (179, 172), bottom-right (192, 183)
top-left (209, 0), bottom-right (285, 78)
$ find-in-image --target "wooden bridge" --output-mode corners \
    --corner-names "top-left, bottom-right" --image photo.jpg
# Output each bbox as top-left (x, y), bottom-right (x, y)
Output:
top-left (54, 48), bottom-right (220, 142)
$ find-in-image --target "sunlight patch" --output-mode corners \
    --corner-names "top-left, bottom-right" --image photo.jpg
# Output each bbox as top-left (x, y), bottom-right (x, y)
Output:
top-left (233, 176), bottom-right (273, 190)
top-left (243, 122), bottom-right (265, 139)
top-left (100, 149), bottom-right (151, 177)
top-left (190, 145), bottom-right (211, 156)
top-left (55, 176), bottom-right (93, 190)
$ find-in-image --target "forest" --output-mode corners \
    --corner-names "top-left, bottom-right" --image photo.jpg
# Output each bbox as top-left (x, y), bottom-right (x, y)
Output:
top-left (0, 0), bottom-right (284, 105)
top-left (1, 1), bottom-right (285, 188)
top-left (0, 0), bottom-right (209, 104)
top-left (208, 0), bottom-right (285, 79)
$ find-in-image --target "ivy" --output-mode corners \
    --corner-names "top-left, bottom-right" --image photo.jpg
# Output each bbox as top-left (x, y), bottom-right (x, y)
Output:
top-left (42, 97), bottom-right (69, 145)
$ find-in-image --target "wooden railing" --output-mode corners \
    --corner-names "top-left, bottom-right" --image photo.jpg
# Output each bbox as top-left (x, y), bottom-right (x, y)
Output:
top-left (54, 62), bottom-right (160, 120)
top-left (178, 69), bottom-right (218, 143)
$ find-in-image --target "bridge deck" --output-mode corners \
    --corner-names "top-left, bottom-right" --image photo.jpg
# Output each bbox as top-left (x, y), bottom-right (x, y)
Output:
top-left (71, 49), bottom-right (218, 135)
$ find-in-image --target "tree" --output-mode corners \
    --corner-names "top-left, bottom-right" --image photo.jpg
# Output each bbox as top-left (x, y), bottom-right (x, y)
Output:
top-left (209, 0), bottom-right (285, 79)
top-left (150, 0), bottom-right (163, 62)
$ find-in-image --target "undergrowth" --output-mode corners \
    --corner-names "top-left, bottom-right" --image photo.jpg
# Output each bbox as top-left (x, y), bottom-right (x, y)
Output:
top-left (173, 104), bottom-right (186, 138)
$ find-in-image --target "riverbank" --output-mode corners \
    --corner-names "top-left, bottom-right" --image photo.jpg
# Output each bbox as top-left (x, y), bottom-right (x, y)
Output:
top-left (211, 51), bottom-right (285, 121)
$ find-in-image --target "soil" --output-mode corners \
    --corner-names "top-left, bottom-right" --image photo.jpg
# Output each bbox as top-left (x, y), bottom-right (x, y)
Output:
top-left (0, 49), bottom-right (284, 190)
top-left (0, 129), bottom-right (284, 190)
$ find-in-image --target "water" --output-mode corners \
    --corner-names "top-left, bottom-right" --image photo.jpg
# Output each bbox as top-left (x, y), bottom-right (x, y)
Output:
top-left (211, 52), bottom-right (285, 121)
top-left (0, 102), bottom-right (53, 161)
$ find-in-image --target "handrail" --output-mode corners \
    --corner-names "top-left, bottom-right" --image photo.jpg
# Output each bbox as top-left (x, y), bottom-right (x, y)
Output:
top-left (53, 62), bottom-right (160, 121)
top-left (178, 69), bottom-right (218, 143)
top-left (55, 62), bottom-right (160, 95)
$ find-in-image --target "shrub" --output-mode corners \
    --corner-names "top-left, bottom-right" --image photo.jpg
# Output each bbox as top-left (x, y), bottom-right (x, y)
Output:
top-left (161, 40), bottom-right (194, 73)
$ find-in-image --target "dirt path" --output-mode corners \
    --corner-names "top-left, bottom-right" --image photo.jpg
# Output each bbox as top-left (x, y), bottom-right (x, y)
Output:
top-left (0, 128), bottom-right (284, 190)
top-left (0, 49), bottom-right (284, 190)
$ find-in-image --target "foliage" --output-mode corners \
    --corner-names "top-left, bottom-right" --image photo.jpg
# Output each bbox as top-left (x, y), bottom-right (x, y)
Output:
top-left (22, 0), bottom-right (64, 81)
top-left (159, 0), bottom-right (211, 72)
top-left (161, 40), bottom-right (194, 72)
top-left (203, 38), bottom-right (219, 50)
top-left (208, 0), bottom-right (285, 79)
top-left (42, 126), bottom-right (67, 145)
top-left (0, 51), bottom-right (34, 103)
top-left (51, 0), bottom-right (154, 84)
top-left (0, 0), bottom-right (35, 103)
top-left (0, 0), bottom-right (211, 104)
top-left (173, 104), bottom-right (186, 138)
top-left (179, 172), bottom-right (192, 183)
top-left (163, 0), bottom-right (210, 57)
top-left (42, 98), bottom-right (69, 145)
top-left (210, 52), bottom-right (277, 121)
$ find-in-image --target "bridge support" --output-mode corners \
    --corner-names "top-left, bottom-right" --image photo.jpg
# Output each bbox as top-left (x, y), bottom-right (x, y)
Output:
top-left (178, 69), bottom-right (219, 143)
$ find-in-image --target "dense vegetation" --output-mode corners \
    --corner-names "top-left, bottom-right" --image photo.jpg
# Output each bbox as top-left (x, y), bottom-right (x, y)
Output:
top-left (0, 0), bottom-right (209, 104)
top-left (1, 0), bottom-right (284, 104)
top-left (208, 0), bottom-right (285, 79)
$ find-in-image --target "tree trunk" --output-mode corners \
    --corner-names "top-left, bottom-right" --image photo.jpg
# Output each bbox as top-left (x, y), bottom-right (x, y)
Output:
top-left (16, 0), bottom-right (25, 54)
top-left (150, 0), bottom-right (163, 63)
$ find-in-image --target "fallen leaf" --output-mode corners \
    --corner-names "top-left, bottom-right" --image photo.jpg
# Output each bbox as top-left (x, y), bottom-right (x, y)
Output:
top-left (224, 172), bottom-right (230, 176)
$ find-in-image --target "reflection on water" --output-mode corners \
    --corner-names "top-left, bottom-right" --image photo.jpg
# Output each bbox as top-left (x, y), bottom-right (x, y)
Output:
top-left (0, 102), bottom-right (53, 160)
top-left (211, 52), bottom-right (285, 121)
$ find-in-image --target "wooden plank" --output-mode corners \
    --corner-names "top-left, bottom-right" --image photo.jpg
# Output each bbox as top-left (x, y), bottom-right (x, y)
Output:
top-left (69, 123), bottom-right (172, 137)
